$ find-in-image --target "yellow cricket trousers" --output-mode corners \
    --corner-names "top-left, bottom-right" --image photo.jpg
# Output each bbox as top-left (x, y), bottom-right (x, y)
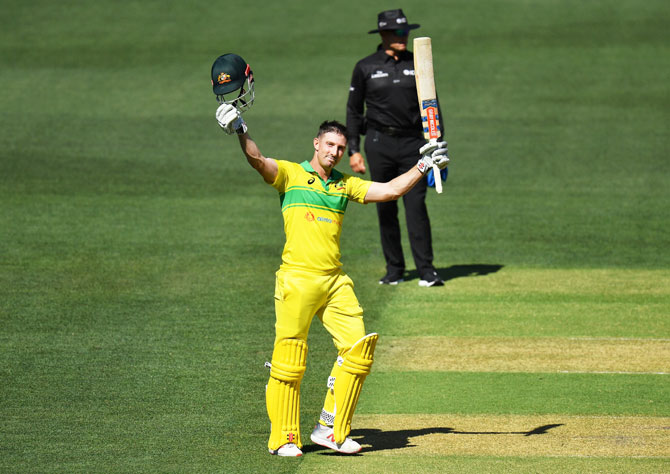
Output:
top-left (273, 267), bottom-right (366, 353)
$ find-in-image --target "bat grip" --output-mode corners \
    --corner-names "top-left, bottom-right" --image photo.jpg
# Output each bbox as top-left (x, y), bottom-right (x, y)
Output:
top-left (433, 164), bottom-right (442, 194)
top-left (426, 138), bottom-right (442, 194)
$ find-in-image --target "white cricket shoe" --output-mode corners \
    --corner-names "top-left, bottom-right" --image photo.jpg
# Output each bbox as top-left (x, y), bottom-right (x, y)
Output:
top-left (269, 443), bottom-right (303, 457)
top-left (310, 423), bottom-right (362, 454)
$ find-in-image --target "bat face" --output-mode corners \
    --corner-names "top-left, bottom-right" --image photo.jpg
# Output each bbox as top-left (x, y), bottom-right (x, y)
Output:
top-left (414, 36), bottom-right (444, 194)
top-left (414, 37), bottom-right (442, 141)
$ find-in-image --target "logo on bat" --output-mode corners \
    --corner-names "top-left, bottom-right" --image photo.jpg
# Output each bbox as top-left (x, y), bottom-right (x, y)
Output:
top-left (421, 99), bottom-right (440, 139)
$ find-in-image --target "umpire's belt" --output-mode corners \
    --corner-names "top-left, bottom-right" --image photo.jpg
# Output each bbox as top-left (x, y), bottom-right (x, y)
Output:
top-left (370, 125), bottom-right (423, 138)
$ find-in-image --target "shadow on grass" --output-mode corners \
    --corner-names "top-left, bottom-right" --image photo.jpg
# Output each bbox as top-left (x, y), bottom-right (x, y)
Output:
top-left (304, 423), bottom-right (563, 455)
top-left (405, 263), bottom-right (504, 283)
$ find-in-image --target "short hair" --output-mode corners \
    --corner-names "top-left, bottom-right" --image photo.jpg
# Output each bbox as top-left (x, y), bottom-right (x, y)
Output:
top-left (317, 120), bottom-right (347, 140)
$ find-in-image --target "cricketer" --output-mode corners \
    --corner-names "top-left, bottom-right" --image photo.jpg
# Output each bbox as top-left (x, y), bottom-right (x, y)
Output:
top-left (212, 53), bottom-right (448, 456)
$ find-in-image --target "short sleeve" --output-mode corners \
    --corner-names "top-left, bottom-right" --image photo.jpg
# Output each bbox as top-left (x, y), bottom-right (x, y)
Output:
top-left (271, 159), bottom-right (289, 192)
top-left (345, 174), bottom-right (373, 204)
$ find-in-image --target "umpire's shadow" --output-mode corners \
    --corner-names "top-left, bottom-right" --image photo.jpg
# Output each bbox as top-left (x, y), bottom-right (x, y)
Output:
top-left (304, 424), bottom-right (563, 455)
top-left (405, 263), bottom-right (504, 283)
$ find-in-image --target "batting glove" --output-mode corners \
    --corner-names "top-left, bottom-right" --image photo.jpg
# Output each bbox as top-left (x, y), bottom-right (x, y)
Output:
top-left (215, 103), bottom-right (248, 135)
top-left (416, 140), bottom-right (449, 174)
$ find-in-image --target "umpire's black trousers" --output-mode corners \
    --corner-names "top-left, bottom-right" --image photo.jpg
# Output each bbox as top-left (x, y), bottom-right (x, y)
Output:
top-left (364, 128), bottom-right (435, 279)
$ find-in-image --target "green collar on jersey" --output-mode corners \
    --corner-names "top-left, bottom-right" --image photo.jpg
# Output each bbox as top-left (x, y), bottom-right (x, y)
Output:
top-left (300, 161), bottom-right (344, 186)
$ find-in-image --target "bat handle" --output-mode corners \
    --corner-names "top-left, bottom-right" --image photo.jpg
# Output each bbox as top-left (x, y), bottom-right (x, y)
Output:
top-left (433, 164), bottom-right (442, 194)
top-left (427, 138), bottom-right (442, 194)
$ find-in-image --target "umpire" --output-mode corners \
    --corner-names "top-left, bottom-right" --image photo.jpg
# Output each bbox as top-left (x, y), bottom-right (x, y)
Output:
top-left (346, 9), bottom-right (444, 287)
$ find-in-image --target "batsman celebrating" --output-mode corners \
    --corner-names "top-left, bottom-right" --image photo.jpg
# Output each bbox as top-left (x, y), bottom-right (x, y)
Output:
top-left (212, 53), bottom-right (448, 457)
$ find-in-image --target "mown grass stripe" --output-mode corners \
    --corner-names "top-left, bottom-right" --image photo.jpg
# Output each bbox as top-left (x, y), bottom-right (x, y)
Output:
top-left (359, 372), bottom-right (668, 416)
top-left (376, 337), bottom-right (670, 373)
top-left (350, 415), bottom-right (670, 458)
top-left (373, 268), bottom-right (670, 339)
top-left (297, 455), bottom-right (669, 474)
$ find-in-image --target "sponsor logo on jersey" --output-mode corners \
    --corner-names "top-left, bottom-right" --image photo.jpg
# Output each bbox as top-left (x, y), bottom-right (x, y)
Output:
top-left (371, 71), bottom-right (389, 79)
top-left (317, 216), bottom-right (333, 224)
top-left (306, 211), bottom-right (341, 227)
top-left (308, 177), bottom-right (315, 185)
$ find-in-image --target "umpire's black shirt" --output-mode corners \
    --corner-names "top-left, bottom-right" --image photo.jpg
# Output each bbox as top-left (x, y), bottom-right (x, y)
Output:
top-left (346, 47), bottom-right (422, 156)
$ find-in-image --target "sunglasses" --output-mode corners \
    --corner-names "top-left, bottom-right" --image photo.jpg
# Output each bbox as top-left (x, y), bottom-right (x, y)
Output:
top-left (392, 29), bottom-right (410, 37)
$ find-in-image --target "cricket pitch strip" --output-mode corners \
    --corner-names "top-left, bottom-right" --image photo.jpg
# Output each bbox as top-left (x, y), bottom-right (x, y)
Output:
top-left (351, 414), bottom-right (670, 457)
top-left (377, 337), bottom-right (670, 374)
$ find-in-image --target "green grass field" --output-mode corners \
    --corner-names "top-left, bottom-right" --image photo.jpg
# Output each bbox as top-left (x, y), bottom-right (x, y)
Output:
top-left (1, 0), bottom-right (669, 472)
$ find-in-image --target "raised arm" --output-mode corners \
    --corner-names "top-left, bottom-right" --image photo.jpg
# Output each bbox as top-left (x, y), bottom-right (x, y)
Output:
top-left (364, 140), bottom-right (449, 203)
top-left (237, 132), bottom-right (277, 184)
top-left (216, 104), bottom-right (277, 184)
top-left (364, 167), bottom-right (423, 203)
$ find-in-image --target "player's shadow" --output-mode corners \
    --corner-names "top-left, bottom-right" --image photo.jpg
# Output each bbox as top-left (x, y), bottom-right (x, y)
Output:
top-left (304, 423), bottom-right (563, 455)
top-left (405, 263), bottom-right (503, 283)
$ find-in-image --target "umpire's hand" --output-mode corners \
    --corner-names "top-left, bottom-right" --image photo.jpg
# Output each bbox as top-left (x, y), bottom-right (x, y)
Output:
top-left (349, 152), bottom-right (366, 174)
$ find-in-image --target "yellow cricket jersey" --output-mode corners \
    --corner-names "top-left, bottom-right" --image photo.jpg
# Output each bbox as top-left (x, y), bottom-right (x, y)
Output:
top-left (271, 160), bottom-right (372, 273)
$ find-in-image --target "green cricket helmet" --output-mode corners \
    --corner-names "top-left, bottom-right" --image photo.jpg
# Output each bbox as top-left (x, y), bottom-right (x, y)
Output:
top-left (211, 53), bottom-right (255, 112)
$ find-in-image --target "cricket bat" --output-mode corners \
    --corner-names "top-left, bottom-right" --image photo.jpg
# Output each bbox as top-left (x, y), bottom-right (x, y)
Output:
top-left (413, 36), bottom-right (443, 194)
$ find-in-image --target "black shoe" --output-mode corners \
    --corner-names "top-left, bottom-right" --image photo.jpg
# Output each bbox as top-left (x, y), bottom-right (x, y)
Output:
top-left (418, 271), bottom-right (444, 287)
top-left (379, 272), bottom-right (404, 285)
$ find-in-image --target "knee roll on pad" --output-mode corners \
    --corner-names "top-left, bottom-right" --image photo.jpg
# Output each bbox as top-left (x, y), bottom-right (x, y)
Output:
top-left (266, 338), bottom-right (308, 450)
top-left (333, 333), bottom-right (378, 444)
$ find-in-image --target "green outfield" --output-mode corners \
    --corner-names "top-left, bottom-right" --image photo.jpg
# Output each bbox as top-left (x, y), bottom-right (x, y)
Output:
top-left (1, 0), bottom-right (669, 472)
